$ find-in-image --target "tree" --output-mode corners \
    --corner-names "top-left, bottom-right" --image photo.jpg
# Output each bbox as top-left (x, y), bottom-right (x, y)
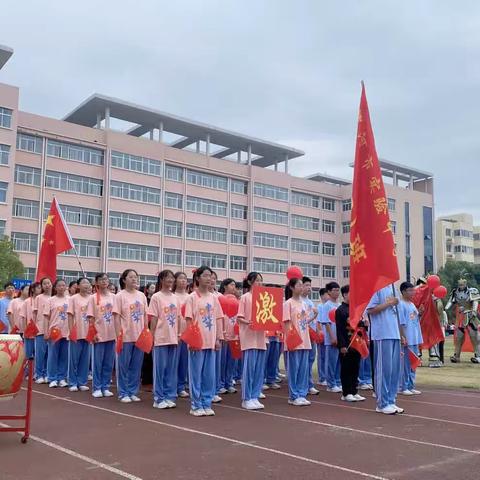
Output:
top-left (0, 237), bottom-right (25, 287)
top-left (438, 260), bottom-right (480, 295)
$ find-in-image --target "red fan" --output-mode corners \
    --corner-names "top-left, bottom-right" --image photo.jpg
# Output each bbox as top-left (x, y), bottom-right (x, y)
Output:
top-left (86, 323), bottom-right (98, 343)
top-left (69, 323), bottom-right (78, 342)
top-left (181, 321), bottom-right (203, 350)
top-left (408, 348), bottom-right (422, 370)
top-left (135, 328), bottom-right (154, 354)
top-left (218, 294), bottom-right (239, 318)
top-left (116, 330), bottom-right (124, 354)
top-left (24, 319), bottom-right (39, 338)
top-left (308, 327), bottom-right (320, 344)
top-left (285, 326), bottom-right (302, 350)
top-left (49, 326), bottom-right (62, 343)
top-left (10, 325), bottom-right (20, 334)
top-left (228, 340), bottom-right (242, 359)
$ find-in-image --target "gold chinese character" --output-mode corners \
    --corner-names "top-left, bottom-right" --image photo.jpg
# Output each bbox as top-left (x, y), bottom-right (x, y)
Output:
top-left (350, 217), bottom-right (357, 228)
top-left (369, 177), bottom-right (381, 193)
top-left (256, 292), bottom-right (279, 325)
top-left (373, 197), bottom-right (387, 215)
top-left (362, 156), bottom-right (373, 169)
top-left (383, 222), bottom-right (393, 234)
top-left (357, 132), bottom-right (367, 147)
top-left (350, 234), bottom-right (367, 263)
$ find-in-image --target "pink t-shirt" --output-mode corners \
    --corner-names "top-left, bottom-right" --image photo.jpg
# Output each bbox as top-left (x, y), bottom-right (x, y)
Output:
top-left (237, 292), bottom-right (267, 351)
top-left (44, 295), bottom-right (69, 338)
top-left (113, 289), bottom-right (148, 343)
top-left (184, 292), bottom-right (223, 349)
top-left (67, 294), bottom-right (91, 340)
top-left (148, 291), bottom-right (180, 346)
top-left (20, 297), bottom-right (36, 330)
top-left (86, 292), bottom-right (116, 342)
top-left (175, 291), bottom-right (189, 334)
top-left (224, 314), bottom-right (238, 341)
top-left (33, 294), bottom-right (51, 335)
top-left (7, 298), bottom-right (26, 332)
top-left (283, 298), bottom-right (312, 351)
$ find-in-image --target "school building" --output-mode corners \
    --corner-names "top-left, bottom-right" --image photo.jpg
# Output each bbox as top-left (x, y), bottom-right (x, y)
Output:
top-left (0, 46), bottom-right (435, 297)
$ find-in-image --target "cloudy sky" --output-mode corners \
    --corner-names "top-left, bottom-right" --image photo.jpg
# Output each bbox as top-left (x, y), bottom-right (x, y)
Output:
top-left (2, 1), bottom-right (479, 220)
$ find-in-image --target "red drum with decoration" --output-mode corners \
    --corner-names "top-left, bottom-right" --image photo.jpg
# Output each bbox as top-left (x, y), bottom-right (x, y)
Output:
top-left (0, 334), bottom-right (26, 401)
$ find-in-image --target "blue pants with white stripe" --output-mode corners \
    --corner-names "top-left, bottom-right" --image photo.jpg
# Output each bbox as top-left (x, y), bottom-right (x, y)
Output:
top-left (69, 339), bottom-right (90, 387)
top-left (374, 339), bottom-right (401, 409)
top-left (93, 341), bottom-right (115, 392)
top-left (34, 335), bottom-right (48, 379)
top-left (287, 349), bottom-right (309, 400)
top-left (223, 343), bottom-right (237, 389)
top-left (176, 340), bottom-right (189, 393)
top-left (308, 344), bottom-right (317, 388)
top-left (24, 337), bottom-right (35, 359)
top-left (117, 342), bottom-right (144, 399)
top-left (359, 355), bottom-right (372, 385)
top-left (47, 338), bottom-right (69, 382)
top-left (265, 339), bottom-right (281, 384)
top-left (189, 349), bottom-right (216, 410)
top-left (215, 342), bottom-right (224, 393)
top-left (242, 349), bottom-right (266, 401)
top-left (153, 344), bottom-right (178, 403)
top-left (317, 343), bottom-right (326, 383)
top-left (401, 344), bottom-right (418, 391)
top-left (325, 345), bottom-right (341, 388)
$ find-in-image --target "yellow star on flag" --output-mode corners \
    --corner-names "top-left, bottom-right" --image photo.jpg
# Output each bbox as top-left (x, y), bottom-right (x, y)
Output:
top-left (46, 214), bottom-right (55, 227)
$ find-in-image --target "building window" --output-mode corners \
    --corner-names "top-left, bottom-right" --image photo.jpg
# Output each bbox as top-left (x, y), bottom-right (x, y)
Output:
top-left (164, 192), bottom-right (183, 210)
top-left (342, 243), bottom-right (350, 256)
top-left (254, 207), bottom-right (288, 225)
top-left (342, 221), bottom-right (350, 234)
top-left (322, 219), bottom-right (336, 234)
top-left (164, 220), bottom-right (183, 237)
top-left (187, 170), bottom-right (228, 191)
top-left (474, 248), bottom-right (480, 256)
top-left (64, 239), bottom-right (101, 258)
top-left (56, 270), bottom-right (97, 284)
top-left (388, 198), bottom-right (396, 212)
top-left (0, 220), bottom-right (5, 237)
top-left (291, 214), bottom-right (319, 231)
top-left (445, 228), bottom-right (452, 237)
top-left (16, 133), bottom-right (43, 154)
top-left (454, 229), bottom-right (473, 238)
top-left (165, 164), bottom-right (184, 182)
top-left (253, 231), bottom-right (288, 249)
top-left (44, 203), bottom-right (102, 227)
top-left (446, 244), bottom-right (452, 253)
top-left (291, 238), bottom-right (320, 254)
top-left (13, 198), bottom-right (39, 219)
top-left (323, 265), bottom-right (336, 279)
top-left (254, 182), bottom-right (288, 201)
top-left (109, 211), bottom-right (159, 233)
top-left (47, 139), bottom-right (104, 166)
top-left (108, 242), bottom-right (159, 262)
top-left (0, 181), bottom-right (7, 203)
top-left (322, 242), bottom-right (336, 256)
top-left (454, 245), bottom-right (474, 254)
top-left (342, 199), bottom-right (352, 212)
top-left (46, 170), bottom-right (103, 196)
top-left (15, 165), bottom-right (41, 186)
top-left (110, 180), bottom-right (160, 204)
top-left (230, 255), bottom-right (247, 271)
top-left (0, 107), bottom-right (12, 129)
top-left (391, 220), bottom-right (397, 234)
top-left (322, 197), bottom-right (336, 211)
top-left (186, 223), bottom-right (227, 243)
top-left (163, 248), bottom-right (182, 265)
top-left (253, 257), bottom-right (288, 274)
top-left (231, 204), bottom-right (248, 220)
top-left (231, 229), bottom-right (247, 245)
top-left (473, 233), bottom-right (480, 241)
top-left (231, 179), bottom-right (248, 194)
top-left (0, 144), bottom-right (10, 165)
top-left (186, 196), bottom-right (227, 217)
top-left (111, 151), bottom-right (161, 176)
top-left (12, 232), bottom-right (38, 253)
top-left (343, 266), bottom-right (350, 279)
top-left (291, 191), bottom-right (319, 208)
top-left (185, 251), bottom-right (227, 269)
top-left (292, 262), bottom-right (320, 278)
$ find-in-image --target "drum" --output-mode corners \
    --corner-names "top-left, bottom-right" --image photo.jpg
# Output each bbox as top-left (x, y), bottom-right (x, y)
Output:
top-left (0, 334), bottom-right (26, 401)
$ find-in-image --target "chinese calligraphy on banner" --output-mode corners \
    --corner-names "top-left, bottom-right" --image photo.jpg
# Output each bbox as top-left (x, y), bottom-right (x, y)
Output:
top-left (250, 286), bottom-right (283, 331)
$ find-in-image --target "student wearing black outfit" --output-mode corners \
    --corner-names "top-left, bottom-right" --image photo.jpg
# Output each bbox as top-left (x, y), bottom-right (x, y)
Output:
top-left (335, 285), bottom-right (366, 403)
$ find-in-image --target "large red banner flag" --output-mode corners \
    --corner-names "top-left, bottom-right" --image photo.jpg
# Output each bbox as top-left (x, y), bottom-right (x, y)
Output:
top-left (250, 286), bottom-right (283, 331)
top-left (36, 197), bottom-right (74, 282)
top-left (349, 83), bottom-right (400, 329)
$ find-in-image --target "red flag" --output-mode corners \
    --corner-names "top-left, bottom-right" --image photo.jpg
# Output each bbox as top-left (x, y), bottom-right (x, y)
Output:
top-left (228, 340), bottom-right (242, 360)
top-left (180, 321), bottom-right (203, 350)
top-left (308, 327), bottom-right (320, 344)
top-left (69, 323), bottom-right (78, 342)
top-left (36, 197), bottom-right (74, 282)
top-left (412, 285), bottom-right (445, 349)
top-left (85, 323), bottom-right (97, 344)
top-left (11, 325), bottom-right (20, 334)
top-left (285, 326), bottom-right (302, 351)
top-left (0, 320), bottom-right (6, 332)
top-left (135, 328), bottom-right (153, 354)
top-left (407, 348), bottom-right (422, 370)
top-left (349, 83), bottom-right (400, 328)
top-left (24, 319), bottom-right (39, 338)
top-left (49, 326), bottom-right (62, 343)
top-left (116, 330), bottom-right (124, 354)
top-left (349, 329), bottom-right (369, 359)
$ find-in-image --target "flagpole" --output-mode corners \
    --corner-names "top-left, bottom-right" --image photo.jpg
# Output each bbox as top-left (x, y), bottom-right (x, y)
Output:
top-left (72, 245), bottom-right (86, 278)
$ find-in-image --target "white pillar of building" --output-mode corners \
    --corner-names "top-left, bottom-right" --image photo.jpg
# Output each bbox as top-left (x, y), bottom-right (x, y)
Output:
top-left (409, 174), bottom-right (414, 190)
top-left (104, 107), bottom-right (110, 130)
top-left (247, 144), bottom-right (252, 165)
top-left (284, 153), bottom-right (289, 173)
top-left (205, 133), bottom-right (211, 157)
top-left (149, 129), bottom-right (154, 140)
top-left (196, 141), bottom-right (200, 153)
top-left (274, 161), bottom-right (278, 171)
top-left (237, 151), bottom-right (242, 163)
top-left (96, 113), bottom-right (102, 129)
top-left (158, 121), bottom-right (163, 142)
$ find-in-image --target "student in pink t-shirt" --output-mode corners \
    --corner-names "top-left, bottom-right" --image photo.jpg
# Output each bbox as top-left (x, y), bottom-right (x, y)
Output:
top-left (184, 265), bottom-right (224, 417)
top-left (20, 282), bottom-right (42, 362)
top-left (173, 271), bottom-right (189, 399)
top-left (7, 285), bottom-right (29, 333)
top-left (284, 278), bottom-right (312, 407)
top-left (33, 277), bottom-right (52, 383)
top-left (113, 269), bottom-right (148, 403)
top-left (148, 270), bottom-right (181, 409)
top-left (237, 272), bottom-right (268, 411)
top-left (44, 279), bottom-right (69, 388)
top-left (87, 273), bottom-right (116, 399)
top-left (67, 277), bottom-right (92, 392)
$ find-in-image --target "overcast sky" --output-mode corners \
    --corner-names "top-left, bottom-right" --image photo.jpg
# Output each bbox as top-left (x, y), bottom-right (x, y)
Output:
top-left (2, 1), bottom-right (479, 220)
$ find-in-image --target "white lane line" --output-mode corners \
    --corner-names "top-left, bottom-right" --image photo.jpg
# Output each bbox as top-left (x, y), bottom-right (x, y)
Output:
top-left (418, 389), bottom-right (480, 399)
top-left (398, 398), bottom-right (480, 410)
top-left (0, 422), bottom-right (142, 480)
top-left (29, 389), bottom-right (391, 480)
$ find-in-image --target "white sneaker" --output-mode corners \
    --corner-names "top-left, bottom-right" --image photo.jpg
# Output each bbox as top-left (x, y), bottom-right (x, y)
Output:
top-left (79, 385), bottom-right (89, 392)
top-left (291, 398), bottom-right (306, 406)
top-left (212, 395), bottom-right (222, 403)
top-left (130, 395), bottom-right (141, 402)
top-left (49, 381), bottom-right (58, 388)
top-left (372, 391), bottom-right (377, 398)
top-left (204, 408), bottom-right (215, 416)
top-left (190, 408), bottom-right (205, 417)
top-left (232, 380), bottom-right (237, 386)
top-left (299, 397), bottom-right (311, 405)
top-left (153, 400), bottom-right (169, 409)
top-left (242, 400), bottom-right (257, 410)
top-left (268, 383), bottom-right (281, 390)
top-left (308, 387), bottom-right (319, 395)
top-left (401, 390), bottom-right (414, 396)
top-left (319, 380), bottom-right (328, 386)
top-left (35, 377), bottom-right (46, 384)
top-left (92, 390), bottom-right (103, 398)
top-left (410, 389), bottom-right (421, 395)
top-left (227, 387), bottom-right (237, 394)
top-left (58, 380), bottom-right (68, 388)
top-left (120, 396), bottom-right (132, 403)
top-left (254, 399), bottom-right (265, 409)
top-left (376, 405), bottom-right (397, 415)
top-left (392, 404), bottom-right (404, 414)
top-left (218, 388), bottom-right (227, 394)
top-left (178, 390), bottom-right (189, 398)
top-left (68, 386), bottom-right (79, 392)
top-left (354, 394), bottom-right (366, 401)
top-left (359, 384), bottom-right (372, 390)
top-left (259, 392), bottom-right (266, 399)
top-left (88, 374), bottom-right (93, 381)
top-left (262, 384), bottom-right (270, 391)
top-left (102, 390), bottom-right (114, 397)
top-left (166, 400), bottom-right (176, 408)
top-left (327, 386), bottom-right (342, 393)
top-left (367, 384), bottom-right (374, 389)
top-left (341, 394), bottom-right (357, 402)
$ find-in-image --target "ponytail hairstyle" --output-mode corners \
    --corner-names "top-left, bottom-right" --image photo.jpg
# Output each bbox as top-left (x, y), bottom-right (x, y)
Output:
top-left (173, 271), bottom-right (187, 293)
top-left (194, 265), bottom-right (213, 287)
top-left (242, 272), bottom-right (263, 292)
top-left (156, 269), bottom-right (175, 292)
top-left (52, 278), bottom-right (66, 296)
top-left (285, 278), bottom-right (302, 301)
top-left (119, 269), bottom-right (138, 290)
top-left (219, 278), bottom-right (236, 294)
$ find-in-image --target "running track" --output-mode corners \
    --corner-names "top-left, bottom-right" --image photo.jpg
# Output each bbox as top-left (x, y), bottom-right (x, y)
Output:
top-left (1, 382), bottom-right (479, 480)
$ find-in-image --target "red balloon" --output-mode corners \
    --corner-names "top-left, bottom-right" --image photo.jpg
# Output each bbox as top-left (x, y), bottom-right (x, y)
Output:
top-left (286, 266), bottom-right (303, 280)
top-left (427, 275), bottom-right (441, 290)
top-left (328, 308), bottom-right (337, 323)
top-left (219, 294), bottom-right (239, 318)
top-left (433, 285), bottom-right (447, 299)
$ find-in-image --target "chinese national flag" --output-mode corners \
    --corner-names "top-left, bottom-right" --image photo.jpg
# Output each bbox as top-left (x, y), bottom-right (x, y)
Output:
top-left (250, 286), bottom-right (283, 331)
top-left (135, 328), bottom-right (153, 354)
top-left (36, 197), bottom-right (74, 282)
top-left (24, 319), bottom-right (39, 338)
top-left (285, 326), bottom-right (303, 351)
top-left (349, 83), bottom-right (400, 328)
top-left (69, 323), bottom-right (78, 343)
top-left (408, 348), bottom-right (422, 370)
top-left (412, 285), bottom-right (445, 349)
top-left (116, 330), bottom-right (124, 354)
top-left (85, 323), bottom-right (98, 344)
top-left (181, 321), bottom-right (203, 350)
top-left (308, 327), bottom-right (321, 344)
top-left (49, 326), bottom-right (62, 343)
top-left (349, 329), bottom-right (369, 359)
top-left (228, 340), bottom-right (242, 359)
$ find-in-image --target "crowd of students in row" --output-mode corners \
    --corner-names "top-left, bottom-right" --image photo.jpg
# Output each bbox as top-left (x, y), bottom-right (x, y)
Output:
top-left (1, 267), bottom-right (422, 416)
